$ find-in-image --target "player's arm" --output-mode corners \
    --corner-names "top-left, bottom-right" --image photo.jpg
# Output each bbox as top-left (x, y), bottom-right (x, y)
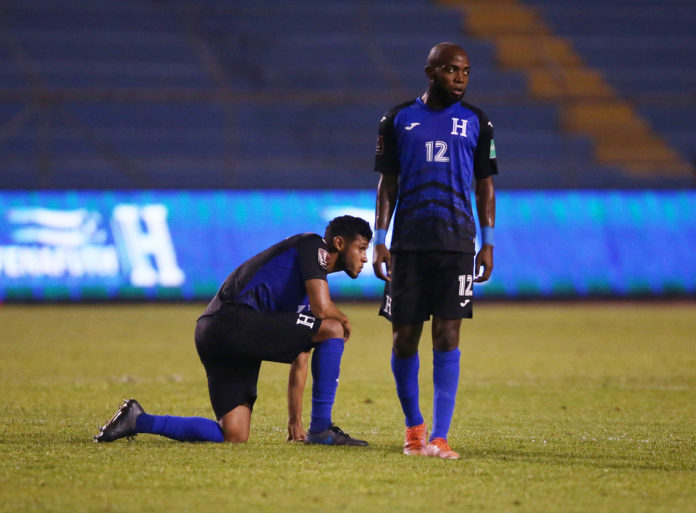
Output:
top-left (287, 350), bottom-right (309, 442)
top-left (305, 278), bottom-right (351, 340)
top-left (373, 172), bottom-right (398, 281)
top-left (474, 175), bottom-right (495, 283)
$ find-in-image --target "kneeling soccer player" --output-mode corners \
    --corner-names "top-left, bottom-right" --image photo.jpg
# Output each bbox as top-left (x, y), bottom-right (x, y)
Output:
top-left (94, 215), bottom-right (372, 446)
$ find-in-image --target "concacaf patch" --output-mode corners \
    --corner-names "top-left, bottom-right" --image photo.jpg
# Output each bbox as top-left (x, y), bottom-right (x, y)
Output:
top-left (318, 248), bottom-right (330, 270)
top-left (375, 135), bottom-right (384, 155)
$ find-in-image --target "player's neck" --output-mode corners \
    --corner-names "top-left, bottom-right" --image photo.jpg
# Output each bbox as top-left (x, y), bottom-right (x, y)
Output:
top-left (326, 251), bottom-right (340, 274)
top-left (421, 91), bottom-right (459, 111)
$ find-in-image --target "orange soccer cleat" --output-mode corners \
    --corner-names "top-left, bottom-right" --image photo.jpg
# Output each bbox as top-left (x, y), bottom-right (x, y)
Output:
top-left (403, 423), bottom-right (428, 456)
top-left (425, 437), bottom-right (460, 459)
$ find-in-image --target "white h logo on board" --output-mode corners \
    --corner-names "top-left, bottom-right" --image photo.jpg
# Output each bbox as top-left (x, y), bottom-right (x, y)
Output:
top-left (451, 118), bottom-right (468, 137)
top-left (111, 204), bottom-right (185, 287)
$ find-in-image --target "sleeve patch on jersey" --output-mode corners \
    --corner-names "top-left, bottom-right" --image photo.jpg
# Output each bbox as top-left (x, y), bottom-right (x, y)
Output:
top-left (375, 135), bottom-right (384, 155)
top-left (490, 139), bottom-right (497, 159)
top-left (318, 248), bottom-right (330, 270)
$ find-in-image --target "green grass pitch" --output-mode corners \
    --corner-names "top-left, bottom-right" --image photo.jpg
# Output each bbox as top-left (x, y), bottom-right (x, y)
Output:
top-left (1, 302), bottom-right (695, 512)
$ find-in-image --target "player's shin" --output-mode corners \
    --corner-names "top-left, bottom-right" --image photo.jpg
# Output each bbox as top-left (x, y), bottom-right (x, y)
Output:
top-left (430, 348), bottom-right (461, 440)
top-left (135, 414), bottom-right (224, 442)
top-left (391, 351), bottom-right (424, 427)
top-left (308, 338), bottom-right (344, 434)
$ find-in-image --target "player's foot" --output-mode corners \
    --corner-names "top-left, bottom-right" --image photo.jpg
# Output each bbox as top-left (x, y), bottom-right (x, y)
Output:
top-left (403, 423), bottom-right (427, 456)
top-left (425, 437), bottom-right (460, 459)
top-left (93, 399), bottom-right (145, 443)
top-left (304, 424), bottom-right (368, 446)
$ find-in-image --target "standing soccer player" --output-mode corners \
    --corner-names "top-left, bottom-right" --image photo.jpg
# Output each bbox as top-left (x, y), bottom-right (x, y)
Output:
top-left (95, 215), bottom-right (372, 446)
top-left (372, 42), bottom-right (497, 459)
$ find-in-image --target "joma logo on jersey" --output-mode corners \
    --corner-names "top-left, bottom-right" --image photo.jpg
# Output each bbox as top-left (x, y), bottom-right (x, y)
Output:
top-left (451, 118), bottom-right (468, 137)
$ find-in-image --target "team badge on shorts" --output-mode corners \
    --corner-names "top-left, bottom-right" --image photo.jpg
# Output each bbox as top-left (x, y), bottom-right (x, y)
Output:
top-left (318, 248), bottom-right (330, 270)
top-left (378, 281), bottom-right (393, 322)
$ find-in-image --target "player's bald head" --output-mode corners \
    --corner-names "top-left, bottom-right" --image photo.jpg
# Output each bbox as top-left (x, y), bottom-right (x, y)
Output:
top-left (426, 42), bottom-right (468, 67)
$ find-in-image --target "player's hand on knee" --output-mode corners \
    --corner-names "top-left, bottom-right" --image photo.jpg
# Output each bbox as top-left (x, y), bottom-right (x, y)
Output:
top-left (341, 319), bottom-right (352, 342)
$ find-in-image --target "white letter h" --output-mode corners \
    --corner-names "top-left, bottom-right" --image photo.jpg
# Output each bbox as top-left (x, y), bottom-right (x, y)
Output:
top-left (451, 117), bottom-right (468, 137)
top-left (112, 204), bottom-right (185, 287)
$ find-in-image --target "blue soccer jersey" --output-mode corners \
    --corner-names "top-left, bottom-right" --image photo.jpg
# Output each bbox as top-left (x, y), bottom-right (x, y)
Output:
top-left (374, 97), bottom-right (498, 253)
top-left (201, 233), bottom-right (329, 317)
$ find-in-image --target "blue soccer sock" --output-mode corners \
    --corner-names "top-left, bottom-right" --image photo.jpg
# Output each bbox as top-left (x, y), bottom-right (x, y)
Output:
top-left (135, 413), bottom-right (224, 443)
top-left (308, 338), bottom-right (344, 434)
top-left (391, 351), bottom-right (424, 428)
top-left (430, 348), bottom-right (461, 441)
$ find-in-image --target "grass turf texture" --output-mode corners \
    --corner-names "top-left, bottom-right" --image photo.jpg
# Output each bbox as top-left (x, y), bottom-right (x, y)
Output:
top-left (1, 302), bottom-right (694, 513)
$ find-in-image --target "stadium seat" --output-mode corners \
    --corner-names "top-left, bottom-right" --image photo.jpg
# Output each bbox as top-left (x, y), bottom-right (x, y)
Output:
top-left (0, 0), bottom-right (693, 189)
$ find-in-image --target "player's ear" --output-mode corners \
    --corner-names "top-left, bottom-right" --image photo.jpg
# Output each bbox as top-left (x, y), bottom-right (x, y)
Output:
top-left (332, 235), bottom-right (345, 252)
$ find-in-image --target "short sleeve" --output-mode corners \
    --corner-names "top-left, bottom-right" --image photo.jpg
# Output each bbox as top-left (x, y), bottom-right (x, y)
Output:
top-left (374, 109), bottom-right (400, 175)
top-left (473, 110), bottom-right (499, 180)
top-left (296, 234), bottom-right (329, 282)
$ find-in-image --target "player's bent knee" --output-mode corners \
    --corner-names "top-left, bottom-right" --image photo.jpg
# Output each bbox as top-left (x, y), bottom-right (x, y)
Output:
top-left (314, 318), bottom-right (343, 341)
top-left (219, 404), bottom-right (252, 443)
top-left (223, 430), bottom-right (249, 443)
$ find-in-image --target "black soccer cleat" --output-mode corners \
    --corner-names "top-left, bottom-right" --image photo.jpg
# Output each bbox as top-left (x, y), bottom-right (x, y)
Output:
top-left (304, 423), bottom-right (368, 446)
top-left (93, 399), bottom-right (145, 443)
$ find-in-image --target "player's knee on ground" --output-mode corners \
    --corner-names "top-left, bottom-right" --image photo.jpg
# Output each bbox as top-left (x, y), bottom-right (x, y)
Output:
top-left (314, 318), bottom-right (344, 341)
top-left (222, 428), bottom-right (249, 443)
top-left (219, 405), bottom-right (252, 443)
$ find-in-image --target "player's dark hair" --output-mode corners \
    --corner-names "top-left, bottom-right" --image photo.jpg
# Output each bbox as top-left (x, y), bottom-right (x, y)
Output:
top-left (324, 215), bottom-right (372, 252)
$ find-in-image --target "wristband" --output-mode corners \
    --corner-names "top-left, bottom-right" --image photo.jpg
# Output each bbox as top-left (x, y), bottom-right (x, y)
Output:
top-left (374, 229), bottom-right (388, 245)
top-left (480, 226), bottom-right (494, 247)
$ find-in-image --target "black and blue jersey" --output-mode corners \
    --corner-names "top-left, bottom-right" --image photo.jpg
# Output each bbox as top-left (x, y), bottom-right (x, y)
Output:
top-left (201, 233), bottom-right (329, 317)
top-left (375, 97), bottom-right (498, 253)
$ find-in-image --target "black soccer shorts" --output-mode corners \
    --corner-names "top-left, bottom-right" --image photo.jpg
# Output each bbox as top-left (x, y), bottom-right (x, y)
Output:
top-left (194, 304), bottom-right (321, 419)
top-left (379, 251), bottom-right (475, 325)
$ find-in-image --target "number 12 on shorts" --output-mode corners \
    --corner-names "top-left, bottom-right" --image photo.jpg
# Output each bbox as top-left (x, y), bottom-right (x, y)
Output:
top-left (458, 274), bottom-right (473, 307)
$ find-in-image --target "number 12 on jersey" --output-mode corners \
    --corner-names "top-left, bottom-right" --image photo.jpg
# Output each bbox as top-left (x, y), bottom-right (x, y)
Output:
top-left (458, 274), bottom-right (473, 297)
top-left (425, 140), bottom-right (450, 162)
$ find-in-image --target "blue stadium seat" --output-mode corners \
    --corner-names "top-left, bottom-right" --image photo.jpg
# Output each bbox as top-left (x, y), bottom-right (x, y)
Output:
top-left (524, 0), bottom-right (696, 169)
top-left (0, 0), bottom-right (692, 189)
